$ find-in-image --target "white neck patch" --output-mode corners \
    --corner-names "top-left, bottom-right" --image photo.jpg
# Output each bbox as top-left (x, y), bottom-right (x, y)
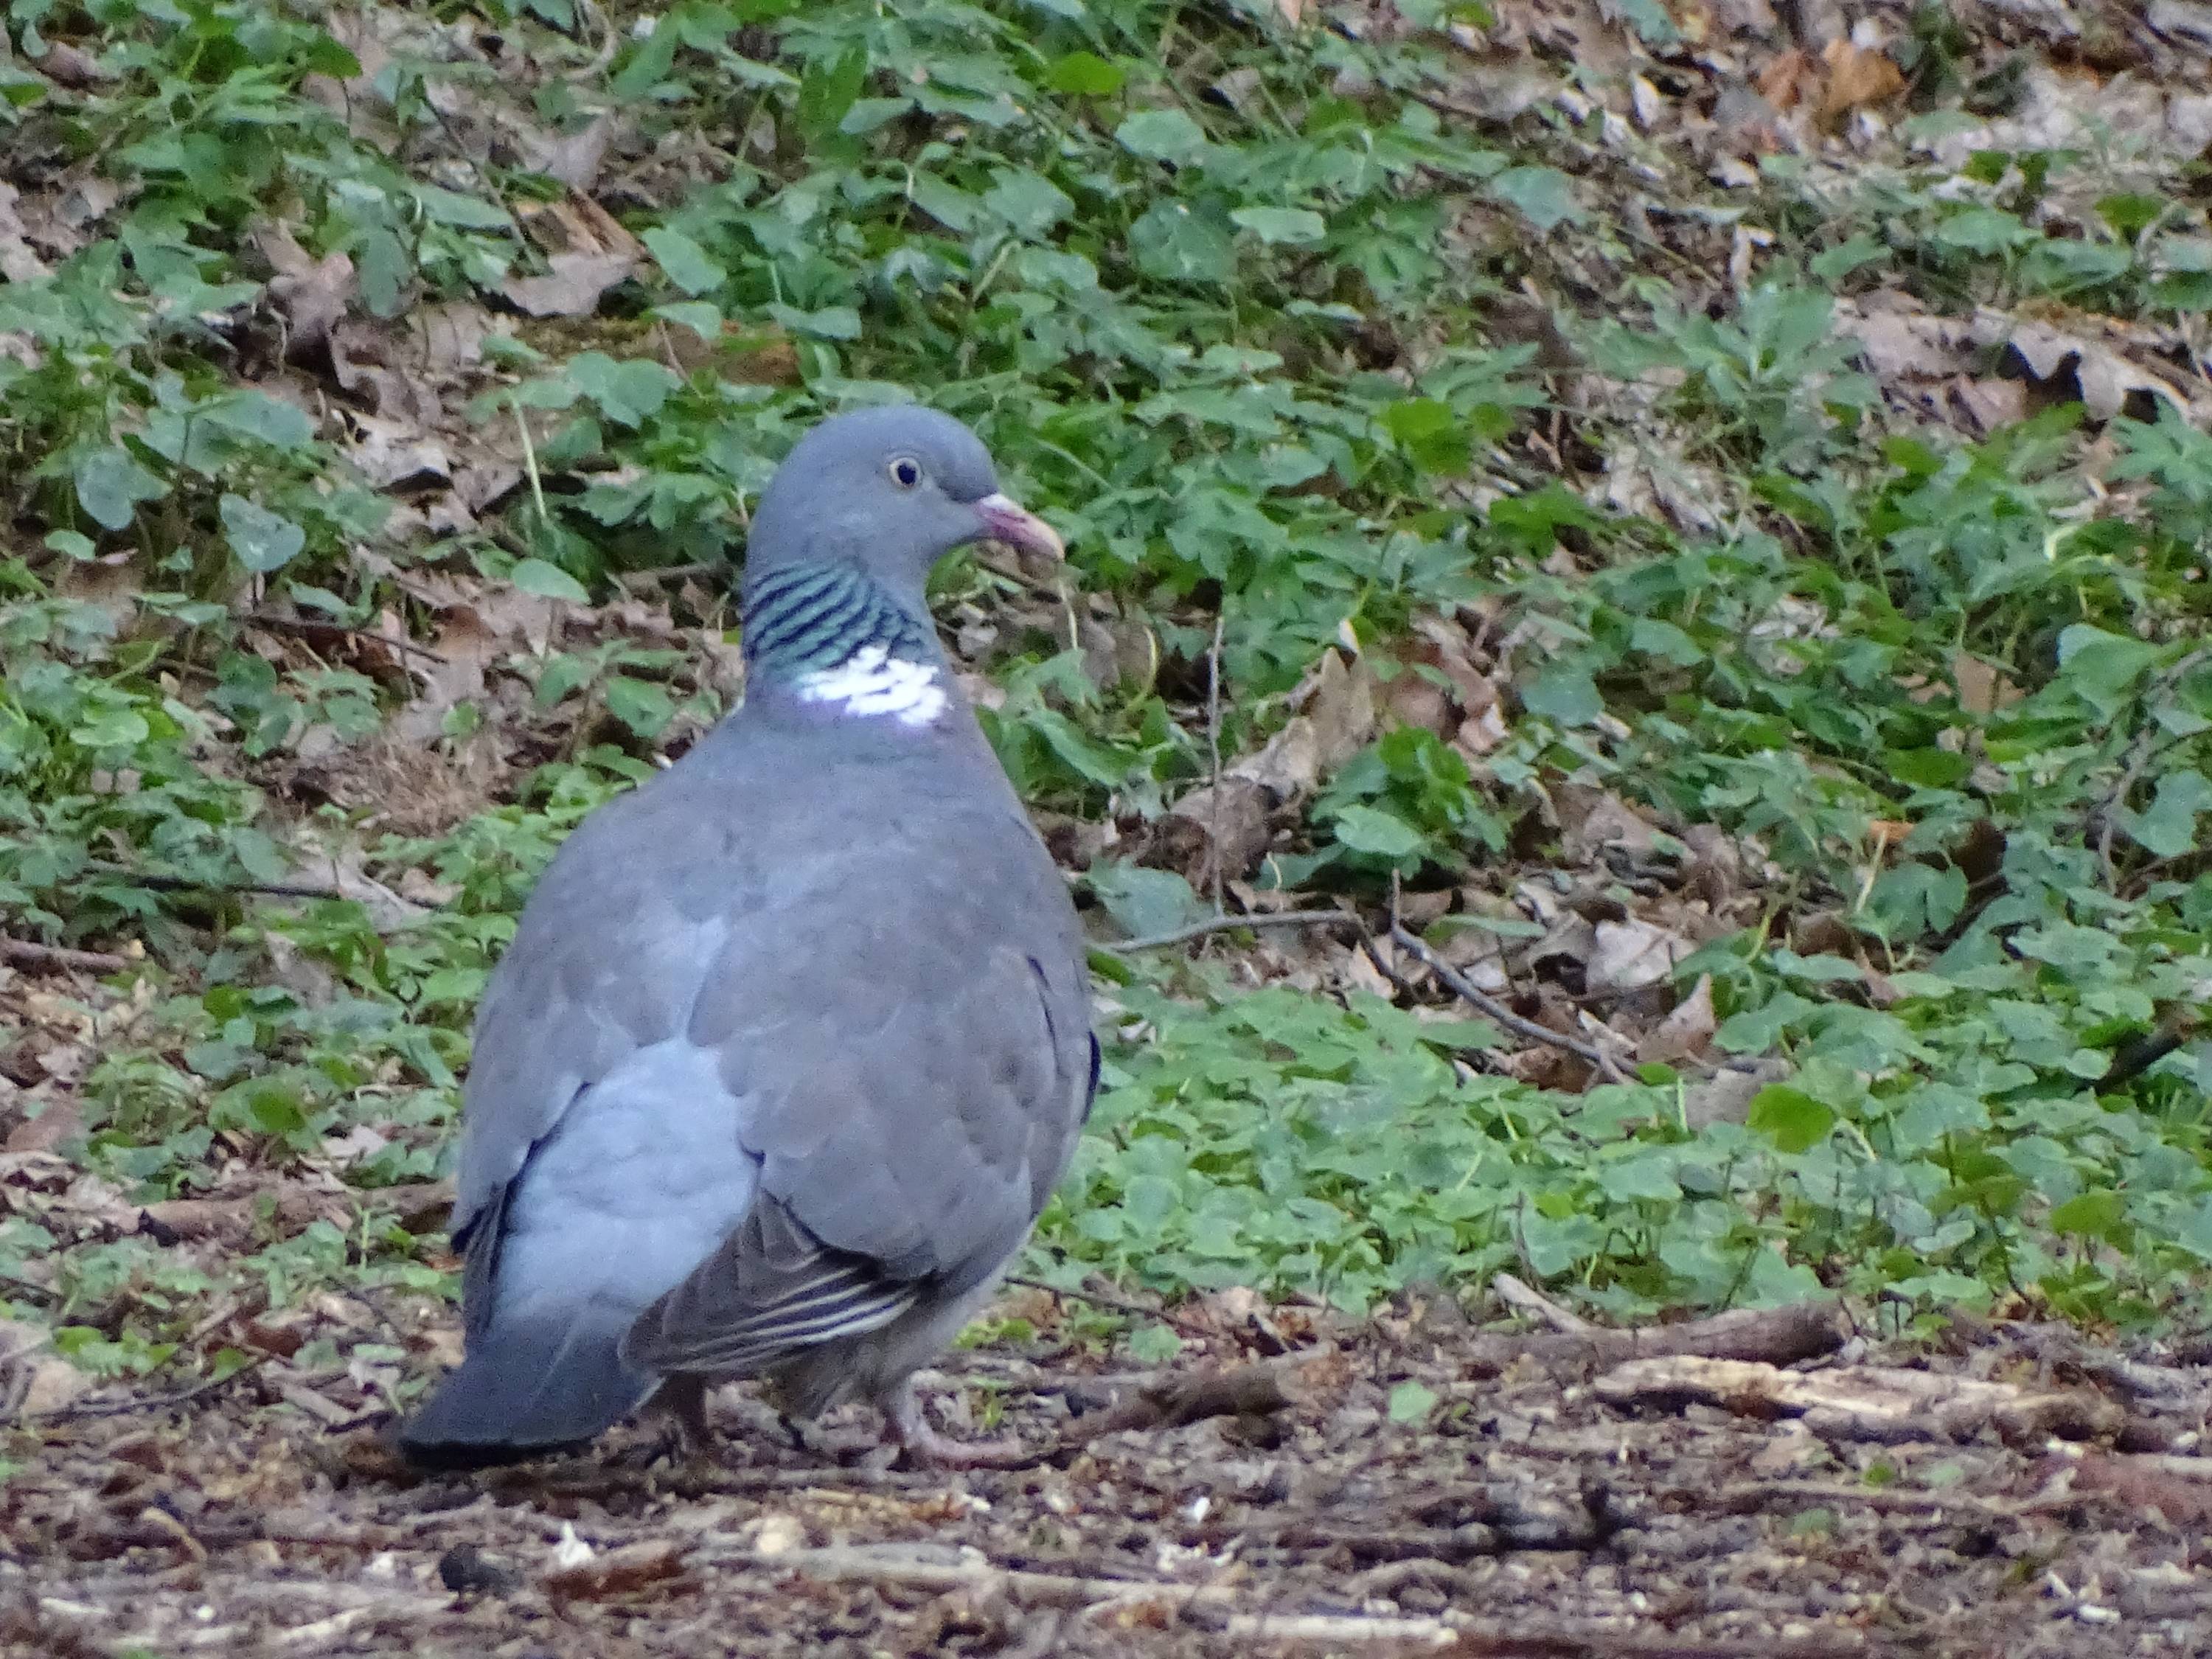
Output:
top-left (794, 644), bottom-right (949, 728)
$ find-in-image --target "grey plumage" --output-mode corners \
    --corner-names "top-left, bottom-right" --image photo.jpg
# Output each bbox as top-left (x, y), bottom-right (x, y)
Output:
top-left (399, 408), bottom-right (1093, 1468)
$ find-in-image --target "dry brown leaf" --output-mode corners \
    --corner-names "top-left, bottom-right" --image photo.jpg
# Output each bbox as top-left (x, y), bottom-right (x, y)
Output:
top-left (4, 1096), bottom-right (83, 1155)
top-left (0, 184), bottom-right (51, 283)
top-left (524, 114), bottom-right (620, 192)
top-left (1228, 650), bottom-right (1376, 801)
top-left (1638, 974), bottom-right (1717, 1065)
top-left (1818, 40), bottom-right (1905, 118)
top-left (1587, 917), bottom-right (1690, 992)
top-left (344, 411), bottom-right (451, 493)
top-left (1836, 297), bottom-right (1974, 382)
top-left (1952, 651), bottom-right (2020, 716)
top-left (1755, 49), bottom-right (1814, 111)
top-left (1558, 788), bottom-right (1659, 866)
top-left (1156, 779), bottom-right (1273, 891)
top-left (1948, 375), bottom-right (2028, 435)
top-left (254, 220), bottom-right (356, 352)
top-left (139, 1185), bottom-right (349, 1246)
top-left (0, 1320), bottom-right (89, 1419)
top-left (1979, 310), bottom-right (2196, 423)
top-left (546, 1539), bottom-right (692, 1601)
top-left (1865, 818), bottom-right (1912, 855)
top-left (503, 251), bottom-right (635, 319)
top-left (503, 196), bottom-right (641, 319)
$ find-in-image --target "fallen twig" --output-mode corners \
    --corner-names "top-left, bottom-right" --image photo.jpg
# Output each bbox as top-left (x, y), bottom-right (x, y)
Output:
top-left (1105, 908), bottom-right (1357, 953)
top-left (1215, 1611), bottom-right (1458, 1646)
top-left (1004, 1272), bottom-right (1208, 1335)
top-left (1061, 1360), bottom-right (1297, 1441)
top-left (1490, 1272), bottom-right (1600, 1335)
top-left (1462, 1293), bottom-right (1848, 1375)
top-left (0, 937), bottom-right (131, 974)
top-left (2091, 1006), bottom-right (2199, 1093)
top-left (240, 611), bottom-right (450, 665)
top-left (32, 1360), bottom-right (263, 1425)
top-left (88, 865), bottom-right (349, 902)
top-left (1591, 1356), bottom-right (2127, 1445)
top-left (2000, 1320), bottom-right (2210, 1411)
top-left (714, 1539), bottom-right (1230, 1612)
top-left (715, 1542), bottom-right (1875, 1655)
top-left (1388, 925), bottom-right (1630, 1083)
top-left (1701, 1477), bottom-right (2030, 1520)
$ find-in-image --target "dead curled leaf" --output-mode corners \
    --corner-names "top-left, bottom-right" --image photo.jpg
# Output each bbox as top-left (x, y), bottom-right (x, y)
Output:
top-left (1818, 39), bottom-right (1905, 118)
top-left (254, 220), bottom-right (357, 352)
top-left (1973, 309), bottom-right (2198, 424)
top-left (1226, 648), bottom-right (1376, 801)
top-left (543, 1539), bottom-right (692, 1601)
top-left (1587, 917), bottom-right (1691, 992)
top-left (1156, 779), bottom-right (1273, 889)
top-left (0, 1318), bottom-right (89, 1419)
top-left (138, 1185), bottom-right (350, 1246)
top-left (501, 196), bottom-right (640, 319)
top-left (1637, 973), bottom-right (1716, 1065)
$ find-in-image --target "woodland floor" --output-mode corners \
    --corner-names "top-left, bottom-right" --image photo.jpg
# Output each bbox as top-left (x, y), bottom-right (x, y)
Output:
top-left (8, 0), bottom-right (2212, 1649)
top-left (7, 1290), bottom-right (2212, 1657)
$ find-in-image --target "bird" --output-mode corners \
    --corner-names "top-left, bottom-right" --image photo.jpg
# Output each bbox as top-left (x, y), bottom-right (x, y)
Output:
top-left (397, 406), bottom-right (1097, 1470)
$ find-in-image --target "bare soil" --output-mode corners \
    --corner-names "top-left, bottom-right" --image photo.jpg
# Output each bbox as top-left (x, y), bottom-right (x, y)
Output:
top-left (5, 1298), bottom-right (2208, 1658)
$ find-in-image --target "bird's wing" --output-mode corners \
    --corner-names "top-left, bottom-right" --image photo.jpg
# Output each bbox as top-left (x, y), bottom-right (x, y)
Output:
top-left (622, 818), bottom-right (1093, 1374)
top-left (451, 751), bottom-right (1091, 1378)
top-left (447, 776), bottom-right (751, 1259)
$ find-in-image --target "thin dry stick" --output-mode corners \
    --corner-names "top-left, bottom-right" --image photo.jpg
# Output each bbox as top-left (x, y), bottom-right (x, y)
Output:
top-left (1491, 1271), bottom-right (1599, 1335)
top-left (240, 612), bottom-right (450, 665)
top-left (614, 561), bottom-right (721, 591)
top-left (1388, 924), bottom-right (1631, 1084)
top-left (90, 866), bottom-right (348, 902)
top-left (1005, 1273), bottom-right (1208, 1335)
top-left (1107, 908), bottom-right (1356, 953)
top-left (1206, 608), bottom-right (1225, 914)
top-left (33, 1360), bottom-right (264, 1425)
top-left (1, 937), bottom-right (131, 974)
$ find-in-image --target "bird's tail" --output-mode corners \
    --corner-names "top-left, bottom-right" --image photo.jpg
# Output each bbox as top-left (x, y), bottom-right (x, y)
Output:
top-left (395, 1316), bottom-right (656, 1470)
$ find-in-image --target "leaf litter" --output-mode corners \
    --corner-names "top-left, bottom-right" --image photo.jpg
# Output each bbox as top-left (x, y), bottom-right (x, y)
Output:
top-left (5, 0), bottom-right (2212, 1647)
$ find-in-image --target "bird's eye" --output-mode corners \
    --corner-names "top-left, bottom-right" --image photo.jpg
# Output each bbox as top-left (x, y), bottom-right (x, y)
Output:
top-left (888, 456), bottom-right (923, 490)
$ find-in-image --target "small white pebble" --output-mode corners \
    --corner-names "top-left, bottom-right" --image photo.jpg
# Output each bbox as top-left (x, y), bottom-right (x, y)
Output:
top-left (550, 1522), bottom-right (594, 1571)
top-left (364, 1551), bottom-right (399, 1579)
top-left (2074, 1604), bottom-right (2120, 1625)
top-left (1185, 1495), bottom-right (1211, 1524)
top-left (753, 1513), bottom-right (804, 1557)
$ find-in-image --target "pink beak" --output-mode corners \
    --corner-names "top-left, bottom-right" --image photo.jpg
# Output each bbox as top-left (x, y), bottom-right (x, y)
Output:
top-left (975, 492), bottom-right (1065, 562)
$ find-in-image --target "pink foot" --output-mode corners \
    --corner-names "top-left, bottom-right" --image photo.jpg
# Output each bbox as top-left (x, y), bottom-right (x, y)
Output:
top-left (883, 1379), bottom-right (1035, 1470)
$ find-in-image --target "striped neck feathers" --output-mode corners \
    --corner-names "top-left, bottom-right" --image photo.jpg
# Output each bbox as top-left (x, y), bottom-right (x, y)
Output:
top-left (742, 562), bottom-right (949, 729)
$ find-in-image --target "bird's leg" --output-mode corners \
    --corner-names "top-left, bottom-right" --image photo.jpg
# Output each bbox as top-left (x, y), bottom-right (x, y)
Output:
top-left (619, 1373), bottom-right (714, 1467)
top-left (882, 1377), bottom-right (1034, 1470)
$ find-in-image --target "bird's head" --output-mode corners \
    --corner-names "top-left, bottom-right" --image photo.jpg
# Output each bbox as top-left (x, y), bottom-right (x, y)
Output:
top-left (744, 406), bottom-right (1062, 598)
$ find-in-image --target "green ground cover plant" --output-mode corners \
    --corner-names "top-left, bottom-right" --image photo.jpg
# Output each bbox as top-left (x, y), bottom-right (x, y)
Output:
top-left (2, 0), bottom-right (2208, 1406)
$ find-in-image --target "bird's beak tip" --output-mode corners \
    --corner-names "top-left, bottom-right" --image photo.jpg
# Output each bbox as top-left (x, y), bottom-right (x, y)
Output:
top-left (975, 492), bottom-right (1065, 562)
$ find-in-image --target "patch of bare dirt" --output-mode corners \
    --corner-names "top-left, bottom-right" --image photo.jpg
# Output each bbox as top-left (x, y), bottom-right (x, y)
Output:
top-left (4, 1293), bottom-right (2209, 1657)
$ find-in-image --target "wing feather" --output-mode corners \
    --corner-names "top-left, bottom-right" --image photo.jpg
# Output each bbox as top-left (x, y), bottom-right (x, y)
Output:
top-left (623, 1197), bottom-right (917, 1374)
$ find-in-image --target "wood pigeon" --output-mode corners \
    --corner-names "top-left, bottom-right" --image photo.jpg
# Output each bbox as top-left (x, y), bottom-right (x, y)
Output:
top-left (397, 407), bottom-right (1097, 1469)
